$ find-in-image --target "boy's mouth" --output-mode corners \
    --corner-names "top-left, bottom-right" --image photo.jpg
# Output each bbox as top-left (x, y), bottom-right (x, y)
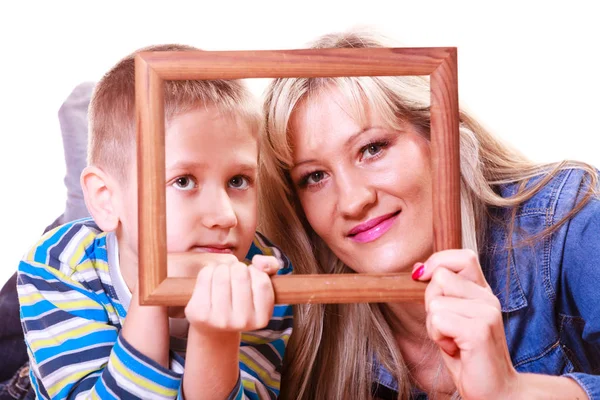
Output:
top-left (190, 245), bottom-right (234, 254)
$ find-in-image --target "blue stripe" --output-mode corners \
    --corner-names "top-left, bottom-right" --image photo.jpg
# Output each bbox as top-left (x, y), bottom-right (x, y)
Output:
top-left (20, 299), bottom-right (108, 322)
top-left (267, 337), bottom-right (286, 359)
top-left (29, 371), bottom-right (47, 400)
top-left (271, 304), bottom-right (293, 318)
top-left (33, 224), bottom-right (73, 266)
top-left (39, 344), bottom-right (114, 378)
top-left (48, 225), bottom-right (87, 269)
top-left (23, 308), bottom-right (76, 331)
top-left (114, 336), bottom-right (182, 386)
top-left (238, 364), bottom-right (269, 399)
top-left (98, 370), bottom-right (136, 400)
top-left (69, 371), bottom-right (101, 398)
top-left (18, 274), bottom-right (76, 294)
top-left (34, 330), bottom-right (118, 364)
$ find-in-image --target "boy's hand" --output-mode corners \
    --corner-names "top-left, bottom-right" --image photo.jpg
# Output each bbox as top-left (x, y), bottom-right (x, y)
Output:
top-left (184, 255), bottom-right (281, 333)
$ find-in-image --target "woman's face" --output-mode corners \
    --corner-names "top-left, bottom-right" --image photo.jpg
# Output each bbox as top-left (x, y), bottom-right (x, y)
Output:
top-left (289, 88), bottom-right (434, 273)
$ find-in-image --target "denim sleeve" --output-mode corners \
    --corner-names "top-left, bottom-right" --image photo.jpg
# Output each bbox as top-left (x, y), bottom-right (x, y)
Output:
top-left (559, 192), bottom-right (600, 400)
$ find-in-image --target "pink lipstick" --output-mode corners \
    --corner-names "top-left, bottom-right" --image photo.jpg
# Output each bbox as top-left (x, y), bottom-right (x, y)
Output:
top-left (348, 211), bottom-right (400, 243)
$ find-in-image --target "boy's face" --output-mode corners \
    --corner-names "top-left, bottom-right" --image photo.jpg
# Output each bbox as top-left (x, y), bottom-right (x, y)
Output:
top-left (162, 107), bottom-right (258, 261)
top-left (119, 106), bottom-right (258, 265)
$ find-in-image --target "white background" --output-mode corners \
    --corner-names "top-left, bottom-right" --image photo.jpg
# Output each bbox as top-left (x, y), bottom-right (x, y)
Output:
top-left (1, 0), bottom-right (599, 288)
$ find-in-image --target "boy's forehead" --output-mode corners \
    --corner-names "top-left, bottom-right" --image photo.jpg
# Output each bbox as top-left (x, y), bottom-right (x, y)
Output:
top-left (164, 108), bottom-right (258, 168)
top-left (167, 108), bottom-right (257, 140)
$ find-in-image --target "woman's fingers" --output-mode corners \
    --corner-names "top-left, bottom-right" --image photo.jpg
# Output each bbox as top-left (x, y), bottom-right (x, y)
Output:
top-left (413, 249), bottom-right (487, 287)
top-left (427, 296), bottom-right (503, 355)
top-left (424, 267), bottom-right (499, 312)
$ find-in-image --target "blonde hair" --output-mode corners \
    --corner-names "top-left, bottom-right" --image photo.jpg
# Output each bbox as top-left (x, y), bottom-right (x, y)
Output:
top-left (88, 44), bottom-right (260, 182)
top-left (258, 31), bottom-right (598, 399)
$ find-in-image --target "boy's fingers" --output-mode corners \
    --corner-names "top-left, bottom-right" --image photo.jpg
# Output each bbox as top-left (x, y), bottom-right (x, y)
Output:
top-left (249, 266), bottom-right (275, 328)
top-left (251, 255), bottom-right (282, 276)
top-left (211, 265), bottom-right (233, 329)
top-left (185, 264), bottom-right (215, 323)
top-left (230, 262), bottom-right (253, 329)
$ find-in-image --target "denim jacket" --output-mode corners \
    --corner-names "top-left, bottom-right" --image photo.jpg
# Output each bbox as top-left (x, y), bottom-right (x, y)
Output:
top-left (374, 168), bottom-right (600, 399)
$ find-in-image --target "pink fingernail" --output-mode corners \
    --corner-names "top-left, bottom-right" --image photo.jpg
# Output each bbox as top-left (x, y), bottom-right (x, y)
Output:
top-left (411, 263), bottom-right (425, 280)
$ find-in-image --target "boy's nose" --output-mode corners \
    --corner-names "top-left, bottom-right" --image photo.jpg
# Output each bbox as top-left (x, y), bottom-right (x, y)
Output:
top-left (200, 190), bottom-right (237, 229)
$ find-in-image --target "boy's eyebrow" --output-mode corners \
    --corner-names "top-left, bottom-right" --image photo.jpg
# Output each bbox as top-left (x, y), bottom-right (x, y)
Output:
top-left (166, 160), bottom-right (258, 172)
top-left (166, 160), bottom-right (209, 170)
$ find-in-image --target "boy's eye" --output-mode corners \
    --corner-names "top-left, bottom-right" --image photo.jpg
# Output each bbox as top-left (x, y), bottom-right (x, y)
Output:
top-left (173, 176), bottom-right (197, 191)
top-left (229, 175), bottom-right (249, 190)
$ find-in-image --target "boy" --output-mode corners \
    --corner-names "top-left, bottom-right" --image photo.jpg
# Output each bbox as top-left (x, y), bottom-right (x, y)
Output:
top-left (17, 44), bottom-right (293, 399)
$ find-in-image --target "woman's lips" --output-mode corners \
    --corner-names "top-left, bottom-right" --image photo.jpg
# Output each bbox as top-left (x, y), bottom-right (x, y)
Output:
top-left (348, 211), bottom-right (400, 243)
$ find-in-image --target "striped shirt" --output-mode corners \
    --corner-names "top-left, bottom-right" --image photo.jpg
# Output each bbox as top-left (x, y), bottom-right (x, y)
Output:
top-left (17, 218), bottom-right (293, 399)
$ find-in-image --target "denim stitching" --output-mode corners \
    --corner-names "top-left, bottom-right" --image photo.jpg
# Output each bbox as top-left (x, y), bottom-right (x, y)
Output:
top-left (542, 169), bottom-right (573, 301)
top-left (513, 340), bottom-right (561, 368)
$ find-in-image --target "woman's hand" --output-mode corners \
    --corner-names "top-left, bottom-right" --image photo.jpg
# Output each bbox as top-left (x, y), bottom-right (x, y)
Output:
top-left (412, 249), bottom-right (519, 399)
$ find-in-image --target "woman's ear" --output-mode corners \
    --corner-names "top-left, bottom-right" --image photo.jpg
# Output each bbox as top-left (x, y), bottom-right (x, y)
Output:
top-left (81, 166), bottom-right (120, 232)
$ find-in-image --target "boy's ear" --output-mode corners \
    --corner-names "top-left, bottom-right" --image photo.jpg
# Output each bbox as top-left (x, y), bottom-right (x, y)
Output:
top-left (81, 166), bottom-right (120, 232)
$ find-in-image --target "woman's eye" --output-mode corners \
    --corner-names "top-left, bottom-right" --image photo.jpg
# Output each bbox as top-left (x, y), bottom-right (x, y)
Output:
top-left (173, 176), bottom-right (197, 191)
top-left (303, 171), bottom-right (327, 186)
top-left (229, 175), bottom-right (249, 189)
top-left (361, 143), bottom-right (384, 160)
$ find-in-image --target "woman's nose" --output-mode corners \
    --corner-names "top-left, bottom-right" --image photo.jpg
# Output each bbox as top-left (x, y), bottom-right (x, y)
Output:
top-left (336, 173), bottom-right (376, 218)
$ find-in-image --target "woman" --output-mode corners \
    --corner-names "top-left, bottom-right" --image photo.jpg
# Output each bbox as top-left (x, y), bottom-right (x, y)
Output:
top-left (258, 31), bottom-right (600, 399)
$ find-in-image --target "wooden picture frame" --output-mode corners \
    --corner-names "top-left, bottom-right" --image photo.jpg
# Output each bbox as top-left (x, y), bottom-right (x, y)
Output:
top-left (135, 47), bottom-right (461, 306)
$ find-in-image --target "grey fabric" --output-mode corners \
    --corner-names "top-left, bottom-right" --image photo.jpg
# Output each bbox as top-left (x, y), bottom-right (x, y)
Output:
top-left (57, 82), bottom-right (95, 224)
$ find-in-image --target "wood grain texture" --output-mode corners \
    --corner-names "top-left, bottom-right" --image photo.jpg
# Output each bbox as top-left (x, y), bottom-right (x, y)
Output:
top-left (142, 274), bottom-right (426, 306)
top-left (135, 55), bottom-right (168, 304)
top-left (138, 48), bottom-right (451, 80)
top-left (430, 48), bottom-right (462, 251)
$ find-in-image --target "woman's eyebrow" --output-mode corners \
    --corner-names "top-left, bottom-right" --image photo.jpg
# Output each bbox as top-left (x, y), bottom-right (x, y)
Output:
top-left (291, 126), bottom-right (389, 171)
top-left (344, 126), bottom-right (385, 149)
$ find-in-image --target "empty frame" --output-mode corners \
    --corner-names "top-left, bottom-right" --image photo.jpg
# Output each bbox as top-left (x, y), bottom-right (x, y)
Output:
top-left (135, 47), bottom-right (461, 305)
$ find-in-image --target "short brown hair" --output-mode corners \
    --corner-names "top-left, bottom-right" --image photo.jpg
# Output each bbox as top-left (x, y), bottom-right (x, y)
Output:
top-left (88, 44), bottom-right (259, 181)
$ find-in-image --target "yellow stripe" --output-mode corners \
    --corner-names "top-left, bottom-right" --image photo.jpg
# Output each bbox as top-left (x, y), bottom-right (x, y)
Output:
top-left (30, 323), bottom-right (113, 353)
top-left (242, 378), bottom-right (257, 393)
top-left (241, 332), bottom-right (290, 346)
top-left (239, 352), bottom-right (279, 390)
top-left (68, 231), bottom-right (97, 266)
top-left (20, 293), bottom-right (101, 312)
top-left (19, 292), bottom-right (46, 306)
top-left (47, 368), bottom-right (94, 397)
top-left (35, 262), bottom-right (87, 290)
top-left (111, 353), bottom-right (177, 397)
top-left (251, 236), bottom-right (274, 256)
top-left (240, 333), bottom-right (270, 345)
top-left (74, 259), bottom-right (109, 273)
